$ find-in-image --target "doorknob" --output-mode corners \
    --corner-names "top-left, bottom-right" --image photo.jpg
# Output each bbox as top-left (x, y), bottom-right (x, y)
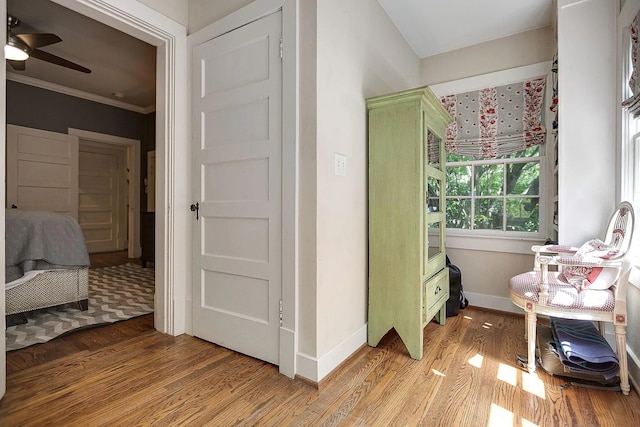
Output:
top-left (190, 202), bottom-right (199, 220)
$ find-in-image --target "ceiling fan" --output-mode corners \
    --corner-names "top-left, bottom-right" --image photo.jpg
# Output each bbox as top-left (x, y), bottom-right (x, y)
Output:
top-left (5, 15), bottom-right (91, 73)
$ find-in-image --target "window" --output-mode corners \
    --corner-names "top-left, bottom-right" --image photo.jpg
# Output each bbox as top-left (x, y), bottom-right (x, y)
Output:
top-left (429, 62), bottom-right (553, 251)
top-left (621, 10), bottom-right (640, 207)
top-left (620, 6), bottom-right (640, 270)
top-left (445, 146), bottom-right (542, 234)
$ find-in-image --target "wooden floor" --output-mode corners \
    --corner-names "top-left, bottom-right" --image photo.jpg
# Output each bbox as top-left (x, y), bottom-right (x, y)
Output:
top-left (3, 301), bottom-right (640, 426)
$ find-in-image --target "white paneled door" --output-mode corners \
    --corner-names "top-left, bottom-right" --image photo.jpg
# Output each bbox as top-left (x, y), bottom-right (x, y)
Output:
top-left (192, 11), bottom-right (283, 364)
top-left (6, 125), bottom-right (79, 218)
top-left (78, 141), bottom-right (127, 253)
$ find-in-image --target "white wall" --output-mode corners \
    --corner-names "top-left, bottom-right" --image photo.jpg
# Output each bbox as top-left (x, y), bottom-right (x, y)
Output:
top-left (313, 0), bottom-right (420, 370)
top-left (188, 0), bottom-right (254, 33)
top-left (138, 0), bottom-right (188, 26)
top-left (557, 0), bottom-right (617, 246)
top-left (421, 26), bottom-right (555, 86)
top-left (627, 275), bottom-right (640, 390)
top-left (297, 0), bottom-right (319, 360)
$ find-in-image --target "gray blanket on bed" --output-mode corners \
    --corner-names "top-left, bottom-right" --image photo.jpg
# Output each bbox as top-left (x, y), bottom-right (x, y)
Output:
top-left (5, 209), bottom-right (90, 283)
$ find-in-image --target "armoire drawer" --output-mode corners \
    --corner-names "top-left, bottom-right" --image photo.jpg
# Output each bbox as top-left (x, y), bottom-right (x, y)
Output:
top-left (423, 268), bottom-right (449, 322)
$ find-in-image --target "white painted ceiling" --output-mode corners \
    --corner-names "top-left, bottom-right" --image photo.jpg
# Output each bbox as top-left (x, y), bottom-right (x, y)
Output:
top-left (5, 0), bottom-right (554, 111)
top-left (378, 0), bottom-right (554, 58)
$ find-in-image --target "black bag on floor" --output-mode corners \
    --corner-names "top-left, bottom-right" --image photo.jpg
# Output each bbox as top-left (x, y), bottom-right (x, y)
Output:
top-left (446, 256), bottom-right (468, 317)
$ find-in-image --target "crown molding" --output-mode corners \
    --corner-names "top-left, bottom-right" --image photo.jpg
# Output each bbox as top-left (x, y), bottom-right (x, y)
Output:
top-left (6, 72), bottom-right (156, 114)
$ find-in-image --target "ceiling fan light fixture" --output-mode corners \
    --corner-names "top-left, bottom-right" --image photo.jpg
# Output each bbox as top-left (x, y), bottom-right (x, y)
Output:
top-left (5, 36), bottom-right (29, 61)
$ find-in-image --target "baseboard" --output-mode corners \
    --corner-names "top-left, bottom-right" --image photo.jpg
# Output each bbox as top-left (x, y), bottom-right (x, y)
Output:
top-left (184, 298), bottom-right (193, 336)
top-left (465, 292), bottom-right (523, 315)
top-left (295, 323), bottom-right (367, 383)
top-left (627, 344), bottom-right (640, 392)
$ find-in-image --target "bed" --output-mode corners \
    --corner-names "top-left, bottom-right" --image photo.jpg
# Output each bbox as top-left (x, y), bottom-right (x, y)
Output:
top-left (5, 209), bottom-right (90, 326)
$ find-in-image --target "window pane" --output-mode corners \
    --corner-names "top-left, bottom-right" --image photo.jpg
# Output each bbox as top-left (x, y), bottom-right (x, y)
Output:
top-left (427, 176), bottom-right (442, 212)
top-left (447, 166), bottom-right (471, 196)
top-left (427, 222), bottom-right (441, 258)
top-left (506, 198), bottom-right (539, 232)
top-left (474, 164), bottom-right (504, 196)
top-left (507, 161), bottom-right (539, 195)
top-left (503, 145), bottom-right (540, 159)
top-left (426, 130), bottom-right (442, 168)
top-left (445, 152), bottom-right (542, 234)
top-left (446, 198), bottom-right (471, 229)
top-left (446, 152), bottom-right (473, 162)
top-left (474, 198), bottom-right (503, 230)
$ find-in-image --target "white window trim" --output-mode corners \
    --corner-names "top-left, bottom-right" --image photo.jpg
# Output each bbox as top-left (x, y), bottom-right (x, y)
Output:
top-left (446, 233), bottom-right (544, 255)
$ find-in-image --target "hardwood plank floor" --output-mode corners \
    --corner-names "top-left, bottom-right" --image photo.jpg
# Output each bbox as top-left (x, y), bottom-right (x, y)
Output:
top-left (3, 306), bottom-right (640, 426)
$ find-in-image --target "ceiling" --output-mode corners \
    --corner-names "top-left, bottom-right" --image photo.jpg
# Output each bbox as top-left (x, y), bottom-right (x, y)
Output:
top-left (6, 0), bottom-right (156, 112)
top-left (5, 0), bottom-right (554, 112)
top-left (378, 0), bottom-right (554, 58)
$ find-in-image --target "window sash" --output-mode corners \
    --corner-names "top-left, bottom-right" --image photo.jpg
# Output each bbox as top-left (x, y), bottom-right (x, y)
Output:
top-left (446, 155), bottom-right (545, 236)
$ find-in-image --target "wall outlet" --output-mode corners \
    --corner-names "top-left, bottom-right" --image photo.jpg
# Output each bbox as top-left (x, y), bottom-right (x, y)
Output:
top-left (334, 153), bottom-right (347, 176)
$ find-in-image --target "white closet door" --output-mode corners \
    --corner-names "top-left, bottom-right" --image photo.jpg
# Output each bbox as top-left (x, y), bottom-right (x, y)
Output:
top-left (191, 11), bottom-right (283, 365)
top-left (79, 141), bottom-right (127, 253)
top-left (6, 125), bottom-right (79, 219)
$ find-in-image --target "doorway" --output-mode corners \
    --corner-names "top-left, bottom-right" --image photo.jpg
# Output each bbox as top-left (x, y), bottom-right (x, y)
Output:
top-left (70, 129), bottom-right (142, 258)
top-left (1, 0), bottom-right (188, 401)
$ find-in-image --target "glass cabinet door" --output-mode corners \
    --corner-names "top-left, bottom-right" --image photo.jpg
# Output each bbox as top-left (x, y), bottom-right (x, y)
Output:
top-left (424, 127), bottom-right (446, 279)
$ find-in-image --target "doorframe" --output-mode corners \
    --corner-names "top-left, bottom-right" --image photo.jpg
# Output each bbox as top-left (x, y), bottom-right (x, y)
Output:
top-left (52, 0), bottom-right (189, 336)
top-left (188, 0), bottom-right (298, 377)
top-left (1, 0), bottom-right (7, 400)
top-left (70, 128), bottom-right (141, 257)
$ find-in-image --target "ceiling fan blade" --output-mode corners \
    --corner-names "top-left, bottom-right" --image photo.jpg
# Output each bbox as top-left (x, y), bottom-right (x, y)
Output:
top-left (15, 33), bottom-right (62, 49)
top-left (30, 49), bottom-right (91, 74)
top-left (8, 60), bottom-right (26, 71)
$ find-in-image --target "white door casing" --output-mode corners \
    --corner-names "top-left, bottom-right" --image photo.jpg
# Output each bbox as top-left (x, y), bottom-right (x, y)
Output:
top-left (192, 11), bottom-right (283, 365)
top-left (1, 0), bottom-right (7, 400)
top-left (6, 125), bottom-right (79, 218)
top-left (79, 141), bottom-right (127, 253)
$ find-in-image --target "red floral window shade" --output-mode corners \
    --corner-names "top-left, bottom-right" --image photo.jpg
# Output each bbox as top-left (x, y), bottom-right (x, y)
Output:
top-left (623, 12), bottom-right (640, 117)
top-left (440, 78), bottom-right (546, 159)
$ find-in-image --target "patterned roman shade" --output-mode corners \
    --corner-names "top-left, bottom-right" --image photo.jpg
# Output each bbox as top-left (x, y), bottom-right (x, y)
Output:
top-left (623, 11), bottom-right (640, 117)
top-left (440, 78), bottom-right (546, 159)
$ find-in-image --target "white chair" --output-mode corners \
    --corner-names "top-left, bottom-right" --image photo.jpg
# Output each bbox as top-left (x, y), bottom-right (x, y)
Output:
top-left (509, 201), bottom-right (636, 395)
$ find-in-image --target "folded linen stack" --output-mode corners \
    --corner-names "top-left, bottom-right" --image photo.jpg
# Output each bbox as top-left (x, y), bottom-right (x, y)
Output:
top-left (549, 317), bottom-right (619, 380)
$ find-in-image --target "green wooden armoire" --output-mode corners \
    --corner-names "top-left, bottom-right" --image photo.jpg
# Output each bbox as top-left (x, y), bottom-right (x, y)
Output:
top-left (367, 86), bottom-right (452, 360)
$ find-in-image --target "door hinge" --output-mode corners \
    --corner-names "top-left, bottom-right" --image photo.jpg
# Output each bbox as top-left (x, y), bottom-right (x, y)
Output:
top-left (279, 299), bottom-right (283, 326)
top-left (279, 37), bottom-right (283, 59)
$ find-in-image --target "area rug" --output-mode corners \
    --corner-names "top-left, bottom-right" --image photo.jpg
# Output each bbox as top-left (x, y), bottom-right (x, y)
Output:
top-left (6, 263), bottom-right (154, 351)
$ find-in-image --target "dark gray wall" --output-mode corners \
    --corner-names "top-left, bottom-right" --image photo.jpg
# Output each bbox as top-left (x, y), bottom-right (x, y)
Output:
top-left (6, 80), bottom-right (156, 210)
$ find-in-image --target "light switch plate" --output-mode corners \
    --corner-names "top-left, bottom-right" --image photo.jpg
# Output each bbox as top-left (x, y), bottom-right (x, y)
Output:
top-left (334, 153), bottom-right (347, 176)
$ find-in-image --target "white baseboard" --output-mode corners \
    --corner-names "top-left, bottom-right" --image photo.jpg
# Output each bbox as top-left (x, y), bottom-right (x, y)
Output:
top-left (627, 343), bottom-right (640, 392)
top-left (296, 323), bottom-right (367, 383)
top-left (464, 291), bottom-right (523, 315)
top-left (184, 298), bottom-right (193, 335)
